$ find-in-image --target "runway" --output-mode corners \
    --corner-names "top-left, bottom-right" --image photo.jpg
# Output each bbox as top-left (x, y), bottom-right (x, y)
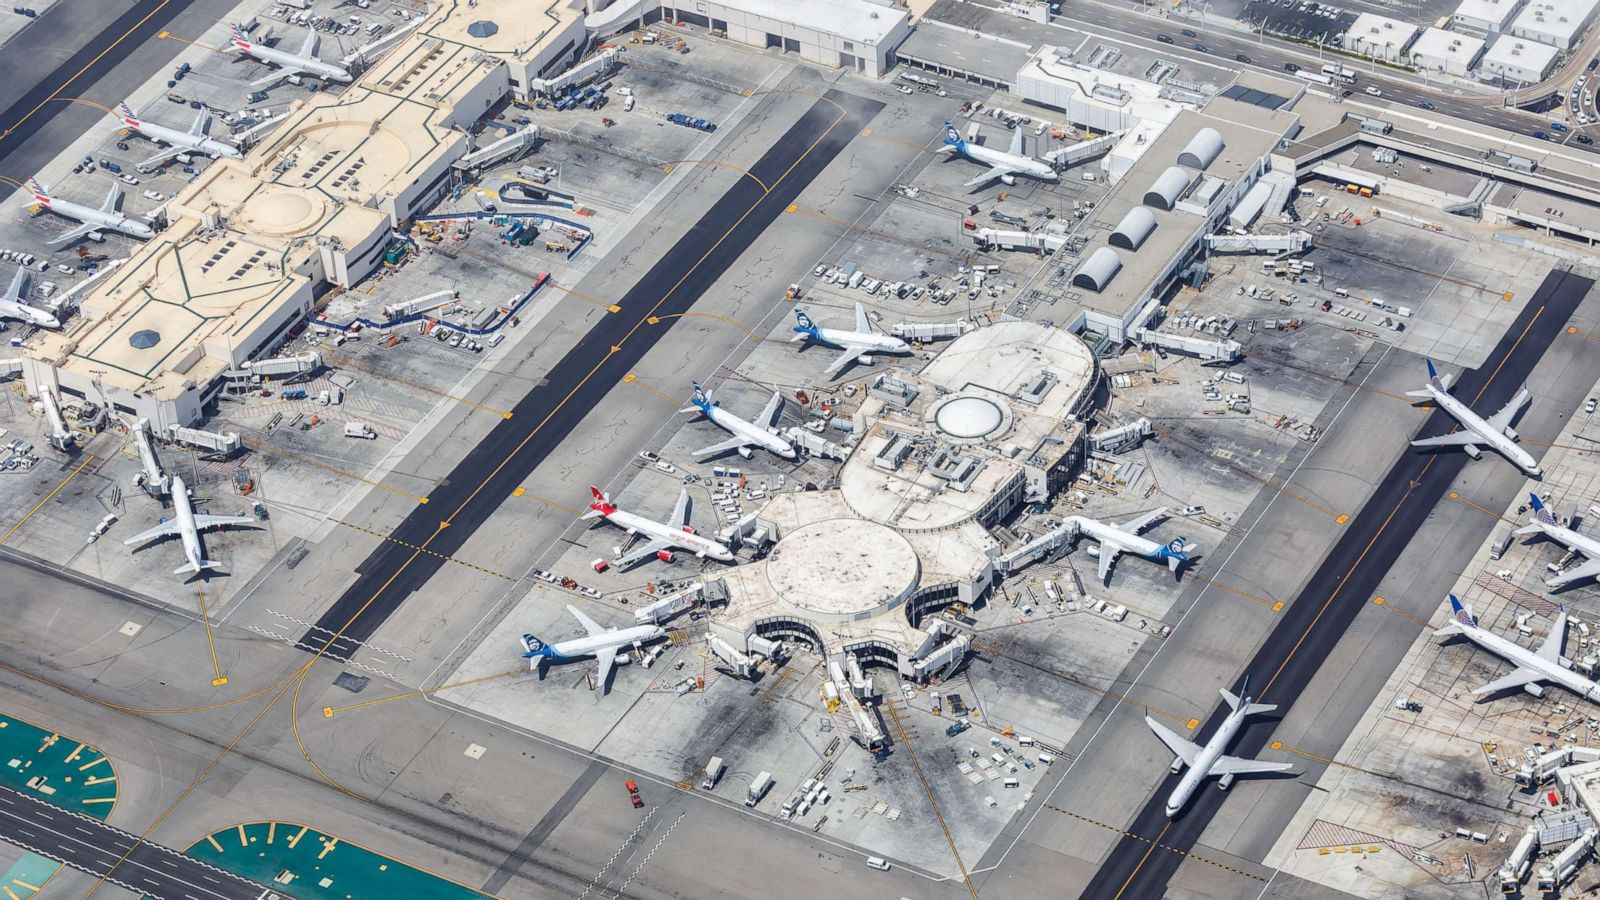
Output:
top-left (1082, 268), bottom-right (1595, 899)
top-left (300, 89), bottom-right (883, 660)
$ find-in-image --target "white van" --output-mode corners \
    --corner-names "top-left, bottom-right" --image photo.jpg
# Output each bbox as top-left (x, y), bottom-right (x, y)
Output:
top-left (866, 857), bottom-right (892, 871)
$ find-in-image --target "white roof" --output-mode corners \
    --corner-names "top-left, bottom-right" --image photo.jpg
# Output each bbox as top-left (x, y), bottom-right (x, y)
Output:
top-left (1482, 33), bottom-right (1561, 68)
top-left (1453, 0), bottom-right (1522, 27)
top-left (719, 0), bottom-right (908, 43)
top-left (1409, 26), bottom-right (1487, 61)
top-left (1343, 11), bottom-right (1421, 46)
top-left (1511, 0), bottom-right (1600, 45)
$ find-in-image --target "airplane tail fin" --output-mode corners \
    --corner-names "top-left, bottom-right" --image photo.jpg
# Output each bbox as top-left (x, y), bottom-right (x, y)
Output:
top-left (682, 382), bottom-right (711, 414)
top-left (229, 23), bottom-right (250, 48)
top-left (1221, 678), bottom-right (1276, 717)
top-left (520, 633), bottom-right (554, 661)
top-left (1517, 494), bottom-right (1556, 535)
top-left (583, 486), bottom-right (614, 520)
top-left (24, 177), bottom-right (45, 199)
top-left (941, 121), bottom-right (965, 151)
top-left (1436, 593), bottom-right (1477, 637)
top-left (117, 101), bottom-right (139, 127)
top-left (1160, 537), bottom-right (1192, 572)
top-left (792, 309), bottom-right (818, 341)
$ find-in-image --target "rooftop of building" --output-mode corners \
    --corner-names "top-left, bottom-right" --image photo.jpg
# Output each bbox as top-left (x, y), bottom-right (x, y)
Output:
top-left (723, 0), bottom-right (909, 43)
top-left (1409, 25), bottom-right (1488, 59)
top-left (1343, 10), bottom-right (1422, 43)
top-left (1453, 0), bottom-right (1524, 26)
top-left (1483, 31), bottom-right (1563, 65)
top-left (897, 18), bottom-right (1033, 82)
top-left (418, 0), bottom-right (584, 67)
top-left (1511, 0), bottom-right (1600, 41)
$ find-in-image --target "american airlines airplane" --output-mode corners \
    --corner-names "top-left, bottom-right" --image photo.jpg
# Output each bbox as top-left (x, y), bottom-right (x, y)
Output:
top-left (584, 486), bottom-right (735, 568)
top-left (123, 475), bottom-right (254, 575)
top-left (1075, 509), bottom-right (1195, 583)
top-left (791, 304), bottom-right (911, 378)
top-left (937, 121), bottom-right (1058, 189)
top-left (227, 24), bottom-right (353, 87)
top-left (27, 178), bottom-right (155, 247)
top-left (0, 266), bottom-right (60, 329)
top-left (1516, 494), bottom-right (1600, 589)
top-left (520, 604), bottom-right (667, 693)
top-left (1436, 594), bottom-right (1597, 701)
top-left (1146, 677), bottom-right (1294, 817)
top-left (118, 101), bottom-right (242, 172)
top-left (681, 382), bottom-right (796, 460)
top-left (1407, 360), bottom-right (1541, 476)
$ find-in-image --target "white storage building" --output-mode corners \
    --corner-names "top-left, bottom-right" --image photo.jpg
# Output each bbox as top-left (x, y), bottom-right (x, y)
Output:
top-left (1452, 0), bottom-right (1524, 33)
top-left (1408, 26), bottom-right (1487, 75)
top-left (656, 0), bottom-right (910, 76)
top-left (1509, 0), bottom-right (1600, 48)
top-left (1343, 12), bottom-right (1421, 62)
top-left (1479, 33), bottom-right (1561, 82)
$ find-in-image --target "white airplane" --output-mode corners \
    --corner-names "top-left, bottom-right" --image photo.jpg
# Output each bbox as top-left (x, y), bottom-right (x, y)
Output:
top-left (1146, 677), bottom-right (1294, 817)
top-left (936, 121), bottom-right (1059, 189)
top-left (1407, 360), bottom-right (1541, 477)
top-left (0, 266), bottom-right (59, 329)
top-left (226, 24), bottom-right (353, 87)
top-left (520, 604), bottom-right (666, 692)
top-left (117, 101), bottom-right (242, 172)
top-left (1516, 493), bottom-right (1600, 589)
top-left (583, 486), bottom-right (735, 568)
top-left (680, 382), bottom-right (796, 460)
top-left (122, 475), bottom-right (254, 575)
top-left (1074, 510), bottom-right (1195, 583)
top-left (791, 304), bottom-right (911, 378)
top-left (27, 178), bottom-right (155, 247)
top-left (1435, 593), bottom-right (1598, 702)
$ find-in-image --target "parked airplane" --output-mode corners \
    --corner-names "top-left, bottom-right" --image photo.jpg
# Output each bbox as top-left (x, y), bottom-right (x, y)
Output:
top-left (1436, 593), bottom-right (1597, 701)
top-left (122, 475), bottom-right (254, 575)
top-left (681, 382), bottom-right (796, 460)
top-left (27, 178), bottom-right (155, 247)
top-left (227, 24), bottom-right (353, 87)
top-left (584, 486), bottom-right (735, 568)
top-left (118, 101), bottom-right (242, 171)
top-left (1407, 360), bottom-right (1540, 476)
top-left (520, 604), bottom-right (666, 692)
top-left (937, 121), bottom-right (1058, 189)
top-left (1515, 494), bottom-right (1600, 589)
top-left (791, 304), bottom-right (910, 377)
top-left (1146, 677), bottom-right (1294, 817)
top-left (1074, 509), bottom-right (1195, 583)
top-left (0, 266), bottom-right (59, 330)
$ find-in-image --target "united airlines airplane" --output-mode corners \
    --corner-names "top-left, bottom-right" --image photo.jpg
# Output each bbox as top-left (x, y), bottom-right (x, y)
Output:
top-left (1516, 494), bottom-right (1600, 589)
top-left (1407, 360), bottom-right (1540, 476)
top-left (1436, 594), bottom-right (1598, 702)
top-left (1146, 676), bottom-right (1294, 817)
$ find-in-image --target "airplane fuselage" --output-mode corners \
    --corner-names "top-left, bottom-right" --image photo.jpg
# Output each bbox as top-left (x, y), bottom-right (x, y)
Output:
top-left (233, 37), bottom-right (352, 82)
top-left (1528, 520), bottom-right (1600, 586)
top-left (954, 141), bottom-right (1058, 183)
top-left (1076, 516), bottom-right (1163, 560)
top-left (33, 193), bottom-right (154, 241)
top-left (599, 507), bottom-right (735, 562)
top-left (701, 402), bottom-right (796, 459)
top-left (1167, 708), bottom-right (1247, 817)
top-left (1424, 383), bottom-right (1541, 475)
top-left (541, 624), bottom-right (667, 665)
top-left (1452, 621), bottom-right (1600, 702)
top-left (127, 118), bottom-right (242, 161)
top-left (168, 475), bottom-right (210, 574)
top-left (0, 299), bottom-right (59, 329)
top-left (808, 326), bottom-right (909, 358)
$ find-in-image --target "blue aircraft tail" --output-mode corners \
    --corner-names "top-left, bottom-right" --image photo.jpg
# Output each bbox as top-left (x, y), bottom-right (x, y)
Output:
top-left (520, 633), bottom-right (555, 660)
top-left (792, 308), bottom-right (819, 337)
top-left (942, 121), bottom-right (965, 151)
top-left (1155, 537), bottom-right (1191, 573)
top-left (1447, 593), bottom-right (1477, 628)
top-left (1530, 493), bottom-right (1557, 526)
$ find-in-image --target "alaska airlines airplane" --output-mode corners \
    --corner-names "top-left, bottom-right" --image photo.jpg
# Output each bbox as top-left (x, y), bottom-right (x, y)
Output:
top-left (791, 304), bottom-right (910, 378)
top-left (122, 475), bottom-right (254, 575)
top-left (1407, 360), bottom-right (1540, 476)
top-left (584, 486), bottom-right (734, 568)
top-left (118, 101), bottom-right (242, 171)
top-left (1074, 510), bottom-right (1194, 583)
top-left (936, 121), bottom-right (1058, 189)
top-left (1146, 676), bottom-right (1294, 817)
top-left (681, 382), bottom-right (795, 460)
top-left (521, 604), bottom-right (666, 693)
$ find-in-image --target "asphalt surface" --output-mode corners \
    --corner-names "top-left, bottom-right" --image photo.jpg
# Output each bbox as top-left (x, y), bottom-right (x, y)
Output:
top-left (0, 786), bottom-right (284, 900)
top-left (299, 89), bottom-right (884, 660)
top-left (1081, 268), bottom-right (1594, 899)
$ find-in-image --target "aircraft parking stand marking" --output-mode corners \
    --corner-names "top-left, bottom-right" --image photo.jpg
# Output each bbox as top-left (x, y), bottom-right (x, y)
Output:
top-left (883, 700), bottom-right (978, 900)
top-left (320, 668), bottom-right (525, 719)
top-left (195, 590), bottom-right (227, 687)
top-left (1187, 574), bottom-right (1284, 612)
top-left (1370, 596), bottom-right (1429, 627)
top-left (452, 249), bottom-right (621, 313)
top-left (620, 373), bottom-right (687, 409)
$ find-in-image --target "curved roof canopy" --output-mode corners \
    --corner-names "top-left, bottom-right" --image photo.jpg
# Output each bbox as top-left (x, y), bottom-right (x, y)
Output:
top-left (1071, 247), bottom-right (1123, 292)
top-left (1144, 166), bottom-right (1191, 210)
top-left (1178, 127), bottom-right (1225, 170)
top-left (1109, 207), bottom-right (1158, 251)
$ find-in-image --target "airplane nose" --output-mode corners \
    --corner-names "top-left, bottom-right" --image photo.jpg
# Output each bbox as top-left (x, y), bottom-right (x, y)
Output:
top-left (1166, 805), bottom-right (1180, 818)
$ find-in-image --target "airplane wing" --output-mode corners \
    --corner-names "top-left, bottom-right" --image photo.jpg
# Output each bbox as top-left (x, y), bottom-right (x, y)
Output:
top-left (1096, 543), bottom-right (1117, 582)
top-left (190, 104), bottom-right (209, 136)
top-left (593, 646), bottom-right (618, 689)
top-left (1472, 667), bottom-right (1544, 696)
top-left (1209, 755), bottom-right (1295, 777)
top-left (1117, 508), bottom-right (1166, 536)
top-left (100, 181), bottom-right (120, 213)
top-left (854, 302), bottom-right (871, 332)
top-left (566, 603), bottom-right (605, 638)
top-left (1549, 558), bottom-right (1600, 588)
top-left (1485, 387), bottom-right (1531, 436)
top-left (122, 520), bottom-right (181, 546)
top-left (670, 489), bottom-right (690, 529)
top-left (190, 514), bottom-right (255, 531)
top-left (962, 166), bottom-right (1008, 189)
top-left (249, 68), bottom-right (294, 88)
top-left (758, 391), bottom-right (783, 429)
top-left (824, 346), bottom-right (867, 378)
top-left (300, 29), bottom-right (320, 58)
top-left (613, 539), bottom-right (671, 568)
top-left (1146, 716), bottom-right (1201, 767)
top-left (1538, 609), bottom-right (1569, 662)
top-left (138, 145), bottom-right (188, 171)
top-left (692, 436), bottom-right (751, 458)
top-left (1009, 127), bottom-right (1024, 156)
top-left (46, 223), bottom-right (98, 247)
top-left (1411, 432), bottom-right (1480, 449)
top-left (4, 266), bottom-right (23, 303)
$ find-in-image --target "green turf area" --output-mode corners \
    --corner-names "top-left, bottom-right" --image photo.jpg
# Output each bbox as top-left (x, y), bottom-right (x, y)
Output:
top-left (0, 712), bottom-right (119, 898)
top-left (182, 823), bottom-right (490, 900)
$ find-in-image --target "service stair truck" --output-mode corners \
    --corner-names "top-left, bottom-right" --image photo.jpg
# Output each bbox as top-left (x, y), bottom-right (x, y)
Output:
top-left (703, 756), bottom-right (725, 790)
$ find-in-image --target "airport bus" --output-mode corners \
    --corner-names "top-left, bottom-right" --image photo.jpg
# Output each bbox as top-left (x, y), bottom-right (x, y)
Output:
top-left (1320, 63), bottom-right (1357, 83)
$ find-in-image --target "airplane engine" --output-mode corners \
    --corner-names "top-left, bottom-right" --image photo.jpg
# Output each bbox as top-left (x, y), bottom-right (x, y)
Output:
top-left (737, 446), bottom-right (753, 460)
top-left (1462, 444), bottom-right (1482, 459)
top-left (1085, 545), bottom-right (1101, 557)
top-left (1525, 683), bottom-right (1547, 698)
top-left (1169, 758), bottom-right (1184, 774)
top-left (88, 231), bottom-right (106, 243)
top-left (656, 549), bottom-right (675, 563)
top-left (1218, 773), bottom-right (1236, 790)
top-left (1503, 427), bottom-right (1520, 442)
top-left (859, 355), bottom-right (875, 366)
top-left (1001, 173), bottom-right (1017, 186)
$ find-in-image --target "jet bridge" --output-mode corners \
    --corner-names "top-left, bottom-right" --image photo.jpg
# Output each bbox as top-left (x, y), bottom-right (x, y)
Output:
top-left (454, 125), bottom-right (540, 173)
top-left (1203, 231), bottom-right (1313, 255)
top-left (1134, 328), bottom-right (1243, 365)
top-left (1043, 131), bottom-right (1120, 167)
top-left (133, 418), bottom-right (170, 497)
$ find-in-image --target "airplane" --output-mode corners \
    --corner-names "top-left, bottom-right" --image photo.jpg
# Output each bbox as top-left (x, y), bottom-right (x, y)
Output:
top-left (520, 604), bottom-right (667, 693)
top-left (117, 101), bottom-right (242, 172)
top-left (0, 266), bottom-right (60, 329)
top-left (1435, 593), bottom-right (1599, 702)
top-left (680, 382), bottom-right (796, 460)
top-left (936, 121), bottom-right (1059, 189)
top-left (226, 23), bottom-right (353, 87)
top-left (583, 486), bottom-right (735, 568)
top-left (122, 475), bottom-right (254, 575)
top-left (790, 304), bottom-right (911, 378)
top-left (1145, 676), bottom-right (1294, 817)
top-left (1515, 493), bottom-right (1600, 589)
top-left (1073, 510), bottom-right (1195, 583)
top-left (27, 178), bottom-right (155, 247)
top-left (1407, 360), bottom-right (1541, 477)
